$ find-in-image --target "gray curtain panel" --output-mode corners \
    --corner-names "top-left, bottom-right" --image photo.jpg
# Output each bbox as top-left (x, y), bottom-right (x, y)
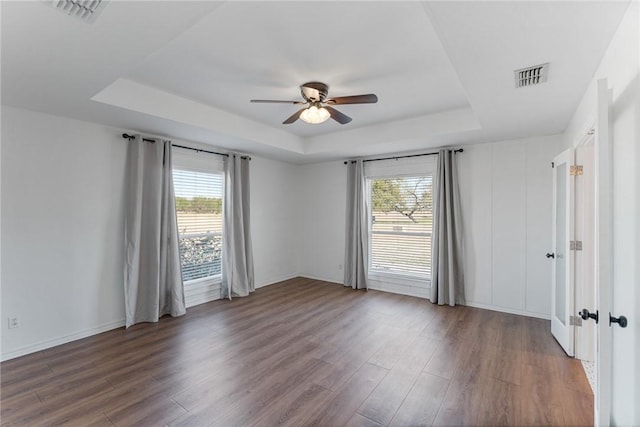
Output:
top-left (430, 149), bottom-right (465, 305)
top-left (222, 155), bottom-right (255, 299)
top-left (344, 159), bottom-right (369, 290)
top-left (124, 136), bottom-right (185, 328)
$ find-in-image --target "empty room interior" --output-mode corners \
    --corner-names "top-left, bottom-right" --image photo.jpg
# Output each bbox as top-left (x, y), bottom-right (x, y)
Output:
top-left (1, 1), bottom-right (639, 426)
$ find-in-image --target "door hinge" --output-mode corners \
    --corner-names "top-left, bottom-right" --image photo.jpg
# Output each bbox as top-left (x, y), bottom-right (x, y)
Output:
top-left (570, 315), bottom-right (583, 326)
top-left (570, 165), bottom-right (584, 176)
top-left (570, 240), bottom-right (583, 251)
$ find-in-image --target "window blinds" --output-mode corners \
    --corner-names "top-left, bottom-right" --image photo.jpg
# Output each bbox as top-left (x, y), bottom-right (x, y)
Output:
top-left (173, 169), bottom-right (224, 282)
top-left (368, 172), bottom-right (434, 279)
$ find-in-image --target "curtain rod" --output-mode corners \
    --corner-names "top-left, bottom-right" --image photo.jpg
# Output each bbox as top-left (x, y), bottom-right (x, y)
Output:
top-left (343, 148), bottom-right (463, 164)
top-left (121, 133), bottom-right (251, 160)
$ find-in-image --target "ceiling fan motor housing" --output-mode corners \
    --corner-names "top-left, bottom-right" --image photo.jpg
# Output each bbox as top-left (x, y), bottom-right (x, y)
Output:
top-left (301, 81), bottom-right (329, 102)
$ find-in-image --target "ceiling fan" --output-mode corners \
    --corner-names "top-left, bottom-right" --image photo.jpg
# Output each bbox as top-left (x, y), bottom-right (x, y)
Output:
top-left (250, 82), bottom-right (378, 125)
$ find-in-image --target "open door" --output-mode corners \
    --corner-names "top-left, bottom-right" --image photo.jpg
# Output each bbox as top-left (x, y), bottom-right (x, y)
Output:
top-left (550, 148), bottom-right (575, 356)
top-left (561, 78), bottom-right (613, 426)
top-left (574, 140), bottom-right (596, 364)
top-left (592, 78), bottom-right (613, 427)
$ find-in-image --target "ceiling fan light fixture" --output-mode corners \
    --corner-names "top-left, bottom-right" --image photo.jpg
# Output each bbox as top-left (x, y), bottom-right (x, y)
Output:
top-left (300, 105), bottom-right (330, 124)
top-left (251, 81), bottom-right (374, 125)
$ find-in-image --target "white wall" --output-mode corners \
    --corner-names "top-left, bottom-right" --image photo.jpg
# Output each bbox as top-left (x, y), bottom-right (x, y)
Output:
top-left (1, 106), bottom-right (128, 360)
top-left (1, 106), bottom-right (301, 360)
top-left (298, 136), bottom-right (559, 318)
top-left (562, 3), bottom-right (639, 424)
top-left (250, 157), bottom-right (301, 287)
top-left (298, 161), bottom-right (346, 284)
top-left (458, 136), bottom-right (559, 318)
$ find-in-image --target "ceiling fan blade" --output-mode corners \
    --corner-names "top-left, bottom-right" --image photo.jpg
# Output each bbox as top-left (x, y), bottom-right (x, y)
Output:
top-left (251, 99), bottom-right (305, 104)
top-left (283, 108), bottom-right (307, 124)
top-left (324, 106), bottom-right (352, 124)
top-left (326, 94), bottom-right (378, 105)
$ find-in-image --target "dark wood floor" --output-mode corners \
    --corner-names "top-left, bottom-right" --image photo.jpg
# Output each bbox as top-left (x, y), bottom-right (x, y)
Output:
top-left (1, 277), bottom-right (593, 426)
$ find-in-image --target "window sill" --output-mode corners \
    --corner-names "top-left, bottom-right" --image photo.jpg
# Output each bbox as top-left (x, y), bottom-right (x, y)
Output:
top-left (368, 271), bottom-right (430, 288)
top-left (367, 272), bottom-right (431, 299)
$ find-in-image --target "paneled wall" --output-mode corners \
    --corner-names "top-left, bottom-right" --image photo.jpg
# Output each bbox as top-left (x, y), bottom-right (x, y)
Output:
top-left (298, 135), bottom-right (560, 319)
top-left (458, 136), bottom-right (559, 318)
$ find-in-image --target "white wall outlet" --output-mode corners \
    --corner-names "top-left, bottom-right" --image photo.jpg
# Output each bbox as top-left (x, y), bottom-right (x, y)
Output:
top-left (338, 264), bottom-right (343, 270)
top-left (8, 317), bottom-right (19, 329)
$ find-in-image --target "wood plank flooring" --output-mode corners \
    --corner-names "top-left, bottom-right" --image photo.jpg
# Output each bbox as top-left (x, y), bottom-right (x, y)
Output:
top-left (1, 277), bottom-right (593, 426)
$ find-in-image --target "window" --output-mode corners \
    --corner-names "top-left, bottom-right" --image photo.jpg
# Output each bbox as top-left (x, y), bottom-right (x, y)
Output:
top-left (368, 175), bottom-right (433, 279)
top-left (172, 149), bottom-right (225, 306)
top-left (367, 167), bottom-right (434, 281)
top-left (173, 170), bottom-right (223, 282)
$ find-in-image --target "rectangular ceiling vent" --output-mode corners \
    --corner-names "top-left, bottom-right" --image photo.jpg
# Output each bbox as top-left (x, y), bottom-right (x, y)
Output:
top-left (514, 63), bottom-right (549, 88)
top-left (49, 0), bottom-right (108, 23)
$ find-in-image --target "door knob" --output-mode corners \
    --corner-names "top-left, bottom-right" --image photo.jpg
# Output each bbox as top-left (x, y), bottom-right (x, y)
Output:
top-left (546, 252), bottom-right (555, 259)
top-left (580, 309), bottom-right (598, 323)
top-left (609, 313), bottom-right (628, 328)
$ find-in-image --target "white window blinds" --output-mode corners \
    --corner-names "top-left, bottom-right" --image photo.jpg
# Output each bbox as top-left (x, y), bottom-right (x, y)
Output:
top-left (369, 175), bottom-right (433, 278)
top-left (172, 151), bottom-right (224, 284)
top-left (365, 156), bottom-right (435, 281)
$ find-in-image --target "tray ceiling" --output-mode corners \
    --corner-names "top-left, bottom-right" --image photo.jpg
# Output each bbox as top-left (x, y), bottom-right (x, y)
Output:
top-left (1, 1), bottom-right (630, 163)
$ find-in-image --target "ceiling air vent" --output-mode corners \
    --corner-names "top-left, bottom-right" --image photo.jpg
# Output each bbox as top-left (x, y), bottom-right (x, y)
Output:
top-left (514, 63), bottom-right (549, 88)
top-left (49, 0), bottom-right (108, 23)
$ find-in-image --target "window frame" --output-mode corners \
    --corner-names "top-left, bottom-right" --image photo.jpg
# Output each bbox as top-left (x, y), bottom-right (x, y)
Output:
top-left (172, 147), bottom-right (225, 306)
top-left (364, 157), bottom-right (436, 286)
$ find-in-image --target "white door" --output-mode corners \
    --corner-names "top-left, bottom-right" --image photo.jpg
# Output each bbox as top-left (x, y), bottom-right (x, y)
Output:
top-left (574, 140), bottom-right (596, 363)
top-left (593, 78), bottom-right (612, 427)
top-left (551, 148), bottom-right (575, 356)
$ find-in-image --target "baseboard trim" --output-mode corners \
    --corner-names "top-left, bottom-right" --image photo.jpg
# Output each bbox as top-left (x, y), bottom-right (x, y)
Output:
top-left (255, 273), bottom-right (301, 288)
top-left (301, 275), bottom-right (432, 300)
top-left (465, 301), bottom-right (551, 320)
top-left (298, 275), bottom-right (343, 286)
top-left (299, 276), bottom-right (550, 320)
top-left (368, 282), bottom-right (430, 299)
top-left (1, 319), bottom-right (125, 362)
top-left (1, 282), bottom-right (549, 362)
top-left (1, 274), bottom-right (301, 361)
top-left (301, 275), bottom-right (551, 320)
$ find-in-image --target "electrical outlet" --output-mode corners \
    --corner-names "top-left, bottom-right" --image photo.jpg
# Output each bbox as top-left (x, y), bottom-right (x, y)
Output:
top-left (8, 317), bottom-right (19, 329)
top-left (338, 264), bottom-right (343, 270)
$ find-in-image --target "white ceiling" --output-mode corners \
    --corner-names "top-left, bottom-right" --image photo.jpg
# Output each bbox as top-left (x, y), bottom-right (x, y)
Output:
top-left (1, 1), bottom-right (630, 163)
